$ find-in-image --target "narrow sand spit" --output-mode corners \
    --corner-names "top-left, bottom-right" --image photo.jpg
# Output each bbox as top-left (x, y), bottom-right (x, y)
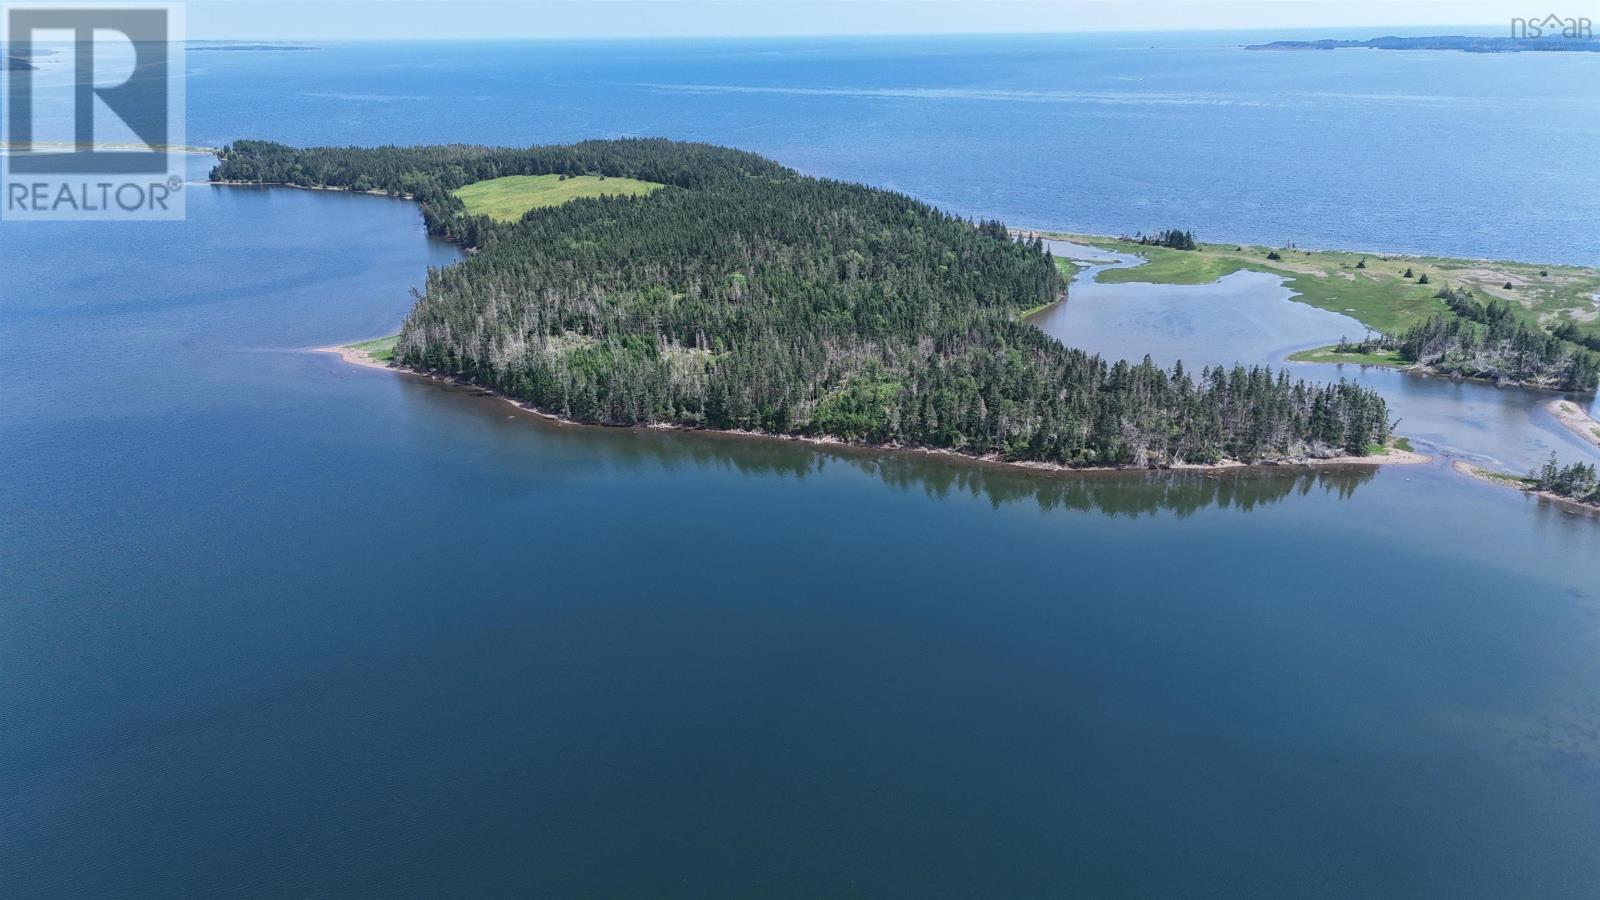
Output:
top-left (1547, 400), bottom-right (1600, 450)
top-left (1452, 460), bottom-right (1600, 515)
top-left (1452, 459), bottom-right (1522, 487)
top-left (317, 342), bottom-right (393, 372)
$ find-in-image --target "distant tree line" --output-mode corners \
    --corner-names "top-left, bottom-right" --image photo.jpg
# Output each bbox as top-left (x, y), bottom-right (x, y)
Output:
top-left (213, 140), bottom-right (1392, 466)
top-left (1125, 228), bottom-right (1197, 250)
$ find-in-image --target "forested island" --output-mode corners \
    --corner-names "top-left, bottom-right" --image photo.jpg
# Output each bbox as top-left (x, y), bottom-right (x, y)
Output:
top-left (214, 139), bottom-right (1395, 468)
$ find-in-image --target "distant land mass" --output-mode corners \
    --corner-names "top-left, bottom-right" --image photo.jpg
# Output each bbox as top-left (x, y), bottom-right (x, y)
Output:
top-left (1246, 35), bottom-right (1600, 53)
top-left (188, 42), bottom-right (321, 52)
top-left (4, 56), bottom-right (34, 70)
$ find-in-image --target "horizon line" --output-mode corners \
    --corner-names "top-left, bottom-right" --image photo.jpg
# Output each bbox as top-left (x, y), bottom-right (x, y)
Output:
top-left (176, 24), bottom-right (1513, 42)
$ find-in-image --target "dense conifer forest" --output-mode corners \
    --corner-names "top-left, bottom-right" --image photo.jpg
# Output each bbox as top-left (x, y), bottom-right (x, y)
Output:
top-left (213, 139), bottom-right (1393, 467)
top-left (1332, 285), bottom-right (1600, 391)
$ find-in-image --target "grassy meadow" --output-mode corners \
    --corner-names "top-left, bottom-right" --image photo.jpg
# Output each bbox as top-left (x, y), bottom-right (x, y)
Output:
top-left (1286, 345), bottom-right (1408, 367)
top-left (453, 174), bottom-right (664, 222)
top-left (349, 335), bottom-right (398, 363)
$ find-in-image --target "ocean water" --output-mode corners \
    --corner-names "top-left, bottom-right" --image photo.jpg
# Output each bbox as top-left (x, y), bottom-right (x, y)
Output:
top-left (4, 36), bottom-right (1600, 899)
top-left (165, 33), bottom-right (1600, 263)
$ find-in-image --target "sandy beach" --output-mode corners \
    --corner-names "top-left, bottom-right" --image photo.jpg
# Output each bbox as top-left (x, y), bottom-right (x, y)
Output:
top-left (1547, 399), bottom-right (1600, 450)
top-left (215, 180), bottom-right (410, 198)
top-left (317, 342), bottom-right (396, 371)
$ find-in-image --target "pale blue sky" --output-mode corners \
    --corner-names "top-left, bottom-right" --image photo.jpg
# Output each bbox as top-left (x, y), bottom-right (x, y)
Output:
top-left (184, 1), bottom-right (1538, 40)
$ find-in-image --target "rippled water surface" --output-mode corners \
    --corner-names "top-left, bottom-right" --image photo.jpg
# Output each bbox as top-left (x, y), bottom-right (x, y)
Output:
top-left (4, 37), bottom-right (1600, 899)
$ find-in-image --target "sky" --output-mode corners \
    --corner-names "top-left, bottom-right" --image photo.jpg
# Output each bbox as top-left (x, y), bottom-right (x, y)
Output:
top-left (181, 0), bottom-right (1551, 41)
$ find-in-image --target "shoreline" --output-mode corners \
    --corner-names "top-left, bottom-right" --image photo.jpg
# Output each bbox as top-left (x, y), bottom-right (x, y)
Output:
top-left (320, 340), bottom-right (1429, 476)
top-left (219, 184), bottom-right (1591, 273)
top-left (1548, 400), bottom-right (1600, 450)
top-left (213, 179), bottom-right (411, 199)
top-left (1020, 227), bottom-right (1591, 275)
top-left (317, 341), bottom-right (395, 371)
top-left (1451, 460), bottom-right (1600, 515)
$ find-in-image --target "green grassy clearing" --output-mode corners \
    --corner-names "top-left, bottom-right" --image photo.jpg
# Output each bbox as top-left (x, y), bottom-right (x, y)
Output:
top-left (453, 174), bottom-right (665, 222)
top-left (349, 335), bottom-right (398, 362)
top-left (1096, 244), bottom-right (1255, 285)
top-left (1055, 233), bottom-right (1600, 338)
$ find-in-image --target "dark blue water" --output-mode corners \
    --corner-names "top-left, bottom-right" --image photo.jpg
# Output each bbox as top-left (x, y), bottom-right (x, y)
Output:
top-left (5, 37), bottom-right (1600, 899)
top-left (168, 33), bottom-right (1600, 264)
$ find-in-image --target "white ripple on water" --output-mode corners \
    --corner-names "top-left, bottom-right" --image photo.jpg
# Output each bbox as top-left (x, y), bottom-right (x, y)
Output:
top-left (634, 83), bottom-right (1282, 107)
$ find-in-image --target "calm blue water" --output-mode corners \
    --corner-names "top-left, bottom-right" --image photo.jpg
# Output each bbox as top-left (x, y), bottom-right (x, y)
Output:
top-left (167, 33), bottom-right (1600, 264)
top-left (4, 36), bottom-right (1600, 899)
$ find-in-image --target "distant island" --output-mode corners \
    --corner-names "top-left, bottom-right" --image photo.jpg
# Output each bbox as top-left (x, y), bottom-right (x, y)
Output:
top-left (1246, 35), bottom-right (1600, 53)
top-left (4, 56), bottom-right (33, 70)
top-left (212, 139), bottom-right (1399, 470)
top-left (187, 42), bottom-right (321, 52)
